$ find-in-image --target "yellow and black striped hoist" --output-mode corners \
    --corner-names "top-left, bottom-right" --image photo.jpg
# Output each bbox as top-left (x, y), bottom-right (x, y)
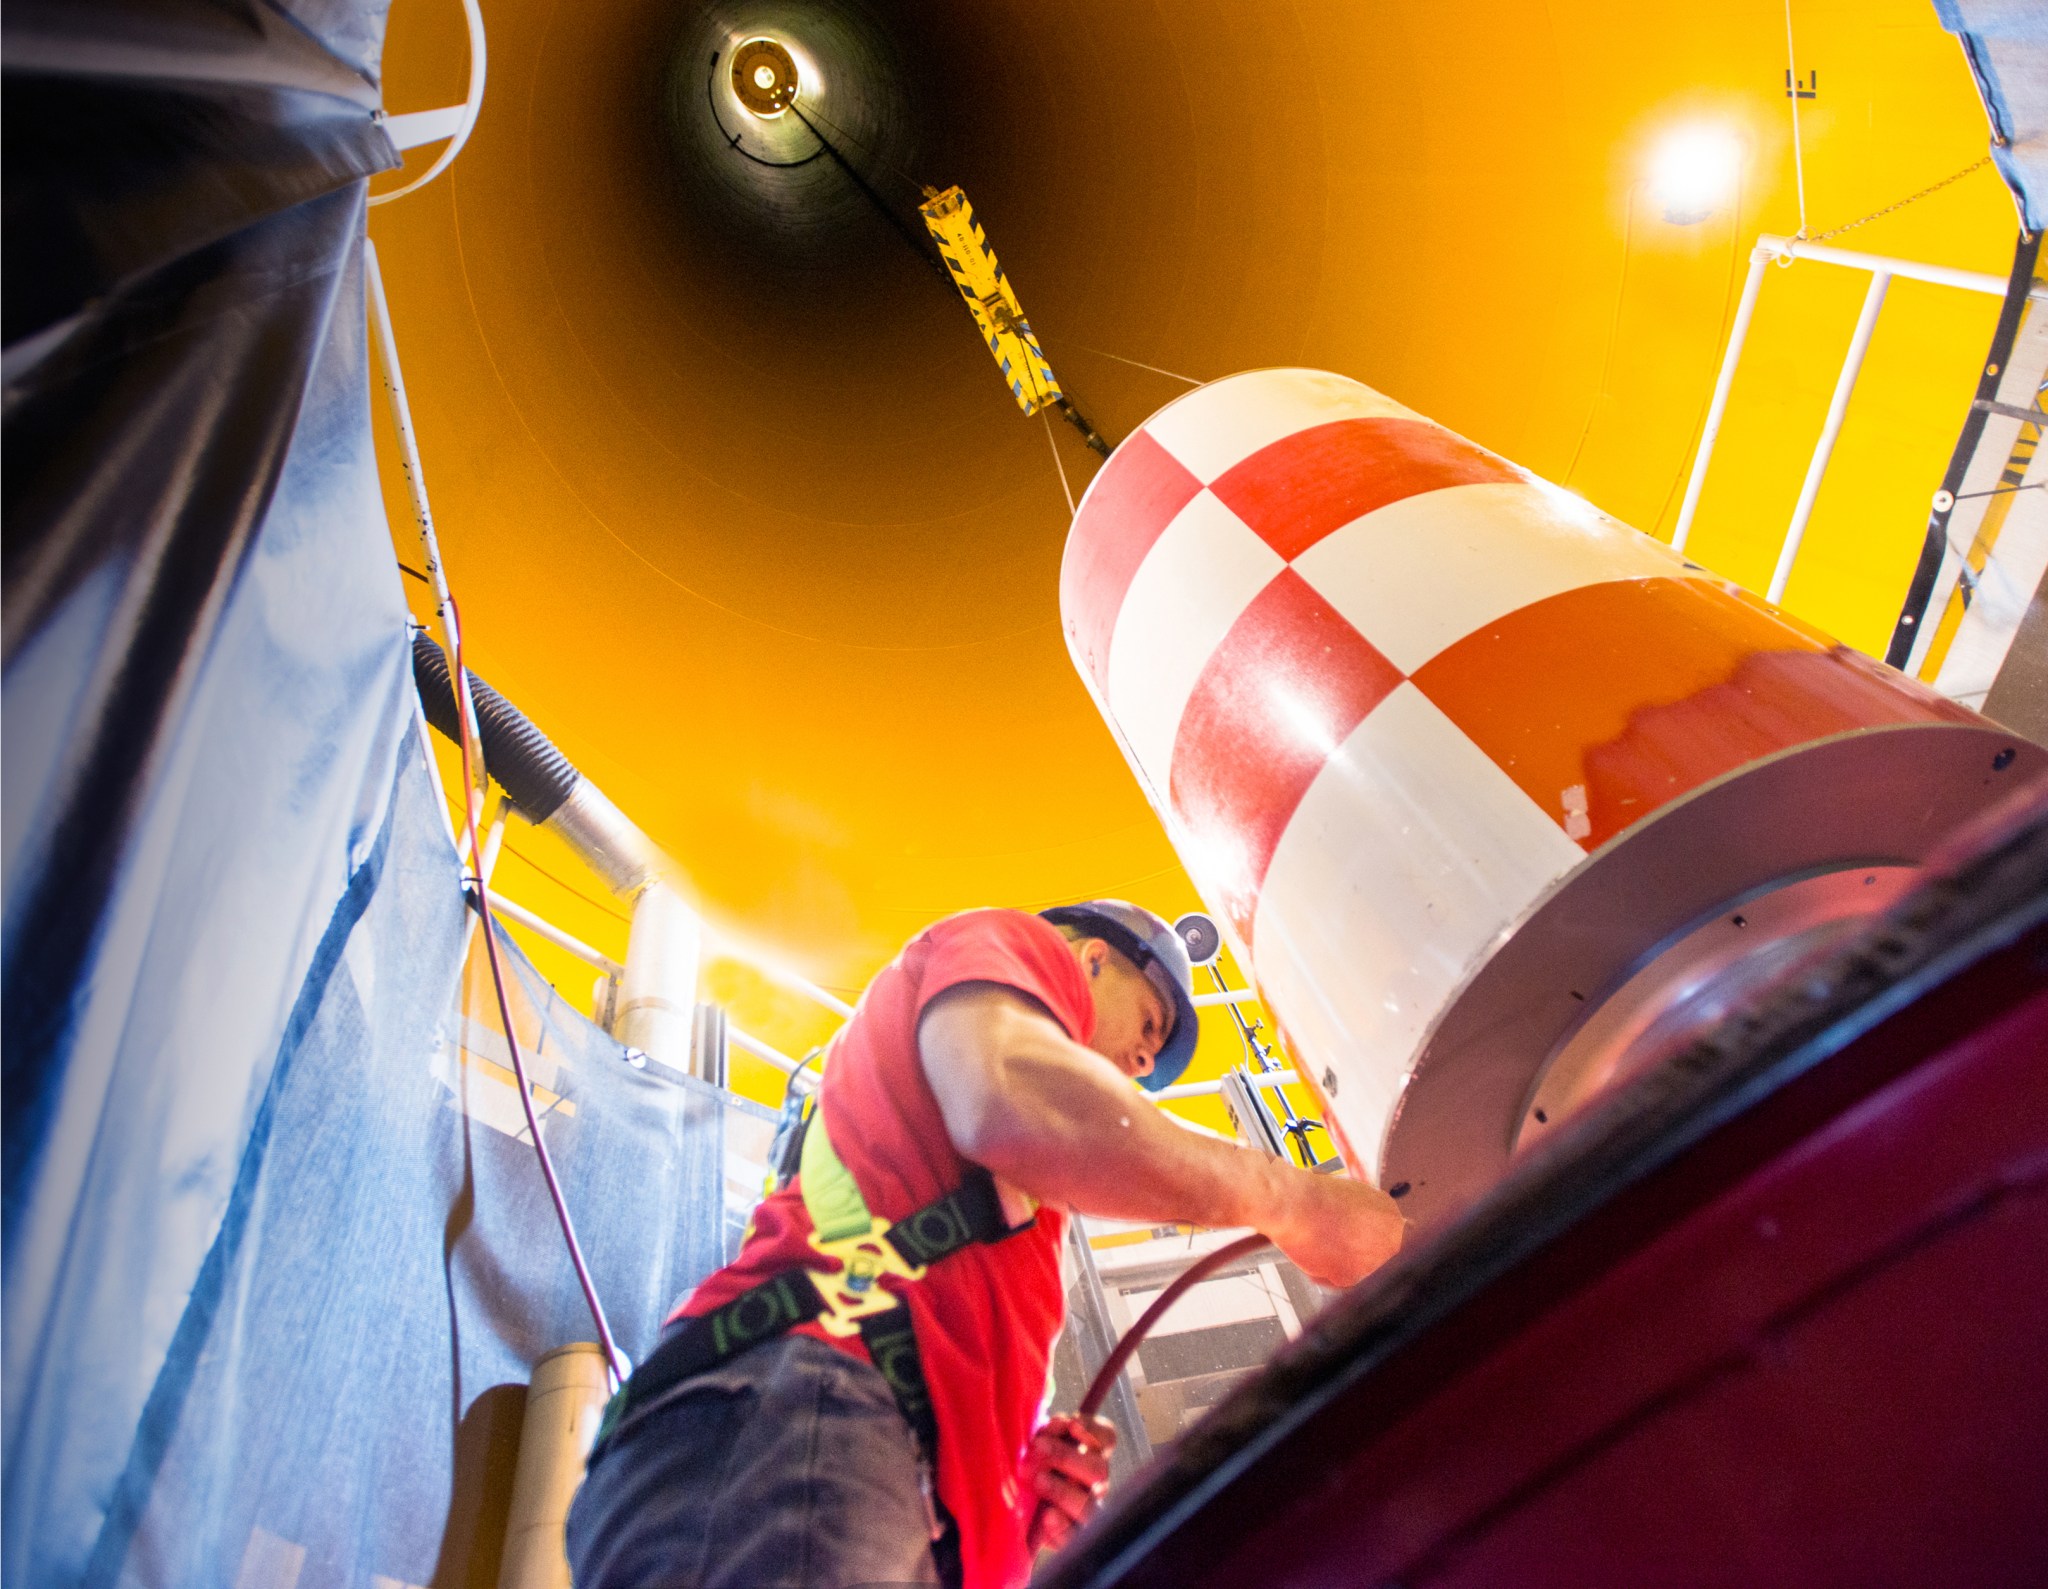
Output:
top-left (919, 185), bottom-right (1108, 455)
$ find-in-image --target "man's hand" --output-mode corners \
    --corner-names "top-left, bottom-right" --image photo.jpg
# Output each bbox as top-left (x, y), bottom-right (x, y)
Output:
top-left (1022, 1413), bottom-right (1117, 1554)
top-left (919, 986), bottom-right (1405, 1291)
top-left (1265, 1171), bottom-right (1406, 1289)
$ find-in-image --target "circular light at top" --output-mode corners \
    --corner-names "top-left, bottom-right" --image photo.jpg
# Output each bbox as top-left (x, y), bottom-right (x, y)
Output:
top-left (1650, 125), bottom-right (1741, 224)
top-left (732, 38), bottom-right (800, 117)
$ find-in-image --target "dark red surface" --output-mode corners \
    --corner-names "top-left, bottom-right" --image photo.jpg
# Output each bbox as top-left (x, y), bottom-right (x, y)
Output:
top-left (1133, 972), bottom-right (2048, 1588)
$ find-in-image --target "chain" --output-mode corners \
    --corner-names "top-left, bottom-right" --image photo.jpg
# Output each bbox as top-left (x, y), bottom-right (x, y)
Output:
top-left (1805, 155), bottom-right (1992, 244)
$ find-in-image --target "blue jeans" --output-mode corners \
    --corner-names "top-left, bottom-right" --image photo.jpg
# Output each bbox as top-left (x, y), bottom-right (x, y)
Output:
top-left (567, 1334), bottom-right (954, 1589)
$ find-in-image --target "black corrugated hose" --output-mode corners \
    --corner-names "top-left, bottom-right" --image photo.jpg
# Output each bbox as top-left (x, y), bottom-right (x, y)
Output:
top-left (410, 628), bottom-right (579, 823)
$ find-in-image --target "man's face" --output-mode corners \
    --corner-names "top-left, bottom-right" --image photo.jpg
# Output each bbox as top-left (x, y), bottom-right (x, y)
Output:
top-left (1080, 941), bottom-right (1173, 1082)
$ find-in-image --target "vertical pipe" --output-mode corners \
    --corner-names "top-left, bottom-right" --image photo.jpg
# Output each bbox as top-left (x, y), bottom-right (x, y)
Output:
top-left (1673, 248), bottom-right (1770, 553)
top-left (1769, 270), bottom-right (1889, 604)
top-left (614, 882), bottom-right (700, 1071)
top-left (496, 1343), bottom-right (611, 1589)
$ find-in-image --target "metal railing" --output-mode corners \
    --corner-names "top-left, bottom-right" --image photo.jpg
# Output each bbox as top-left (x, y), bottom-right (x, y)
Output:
top-left (1672, 233), bottom-right (2048, 608)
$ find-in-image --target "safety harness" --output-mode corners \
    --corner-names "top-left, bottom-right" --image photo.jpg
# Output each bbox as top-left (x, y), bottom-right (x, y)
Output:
top-left (591, 1098), bottom-right (1028, 1464)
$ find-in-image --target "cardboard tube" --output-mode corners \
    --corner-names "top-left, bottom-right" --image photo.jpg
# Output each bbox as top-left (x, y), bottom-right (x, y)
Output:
top-left (497, 1343), bottom-right (612, 1589)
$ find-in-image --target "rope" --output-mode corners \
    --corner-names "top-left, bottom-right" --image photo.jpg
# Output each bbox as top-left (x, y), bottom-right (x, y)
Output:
top-left (451, 600), bottom-right (628, 1390)
top-left (1806, 156), bottom-right (1993, 244)
top-left (1044, 409), bottom-right (1076, 518)
top-left (1785, 0), bottom-right (1809, 239)
top-left (1071, 344), bottom-right (1205, 387)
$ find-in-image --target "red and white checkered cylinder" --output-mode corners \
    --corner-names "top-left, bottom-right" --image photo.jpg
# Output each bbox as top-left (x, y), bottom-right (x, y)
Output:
top-left (1060, 369), bottom-right (1979, 1180)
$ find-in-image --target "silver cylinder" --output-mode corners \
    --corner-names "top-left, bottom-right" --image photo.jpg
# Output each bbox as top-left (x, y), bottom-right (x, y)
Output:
top-left (540, 779), bottom-right (666, 900)
top-left (496, 1343), bottom-right (612, 1589)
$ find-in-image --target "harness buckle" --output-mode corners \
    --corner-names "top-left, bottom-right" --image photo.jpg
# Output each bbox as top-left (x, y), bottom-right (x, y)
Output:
top-left (806, 1222), bottom-right (927, 1336)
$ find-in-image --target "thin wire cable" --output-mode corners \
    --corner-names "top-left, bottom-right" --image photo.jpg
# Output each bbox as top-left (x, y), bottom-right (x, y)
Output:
top-left (1806, 155), bottom-right (1992, 244)
top-left (1043, 409), bottom-right (1076, 518)
top-left (1785, 0), bottom-right (1809, 238)
top-left (788, 102), bottom-right (951, 287)
top-left (1951, 480), bottom-right (2045, 502)
top-left (497, 844), bottom-right (634, 924)
top-left (792, 94), bottom-right (924, 197)
top-left (1070, 344), bottom-right (1204, 387)
top-left (1566, 183), bottom-right (1636, 486)
top-left (451, 602), bottom-right (627, 1389)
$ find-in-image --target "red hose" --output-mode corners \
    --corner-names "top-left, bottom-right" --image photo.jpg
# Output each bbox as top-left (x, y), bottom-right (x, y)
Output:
top-left (1077, 1232), bottom-right (1273, 1418)
top-left (1031, 1232), bottom-right (1274, 1548)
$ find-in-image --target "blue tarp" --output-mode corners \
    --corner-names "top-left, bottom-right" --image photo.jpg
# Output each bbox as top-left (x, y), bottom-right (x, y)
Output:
top-left (1936, 0), bottom-right (2048, 231)
top-left (84, 736), bottom-right (748, 1589)
top-left (2, 0), bottom-right (761, 1580)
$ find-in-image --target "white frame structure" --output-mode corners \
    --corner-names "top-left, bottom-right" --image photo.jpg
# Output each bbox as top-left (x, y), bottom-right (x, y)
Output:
top-left (1672, 233), bottom-right (2048, 606)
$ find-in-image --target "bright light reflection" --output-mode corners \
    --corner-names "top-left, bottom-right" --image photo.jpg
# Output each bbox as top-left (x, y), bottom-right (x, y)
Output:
top-left (1273, 685), bottom-right (1338, 759)
top-left (1650, 125), bottom-right (1741, 224)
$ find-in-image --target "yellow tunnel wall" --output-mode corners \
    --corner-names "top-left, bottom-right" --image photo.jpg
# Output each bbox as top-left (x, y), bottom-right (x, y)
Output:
top-left (370, 0), bottom-right (2015, 1125)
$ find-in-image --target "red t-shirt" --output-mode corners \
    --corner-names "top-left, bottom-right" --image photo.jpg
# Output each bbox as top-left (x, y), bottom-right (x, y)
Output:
top-left (673, 909), bottom-right (1092, 1589)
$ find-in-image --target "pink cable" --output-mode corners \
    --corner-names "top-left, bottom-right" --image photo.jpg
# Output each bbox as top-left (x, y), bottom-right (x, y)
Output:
top-left (450, 604), bottom-right (627, 1389)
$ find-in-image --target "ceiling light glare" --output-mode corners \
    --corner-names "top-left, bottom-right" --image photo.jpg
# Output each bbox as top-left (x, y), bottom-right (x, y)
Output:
top-left (1650, 126), bottom-right (1740, 224)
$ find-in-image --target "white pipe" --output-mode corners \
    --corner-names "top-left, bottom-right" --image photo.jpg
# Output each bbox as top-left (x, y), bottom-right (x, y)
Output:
top-left (366, 239), bottom-right (484, 793)
top-left (728, 950), bottom-right (856, 1020)
top-left (455, 795), bottom-right (509, 959)
top-left (766, 971), bottom-right (855, 1021)
top-left (385, 104), bottom-right (468, 150)
top-left (370, 0), bottom-right (486, 207)
top-left (1161, 1111), bottom-right (1232, 1141)
top-left (614, 883), bottom-right (700, 1072)
top-left (1190, 987), bottom-right (1258, 1008)
top-left (1673, 248), bottom-right (1770, 553)
top-left (482, 893), bottom-right (625, 979)
top-left (1770, 270), bottom-right (1889, 605)
top-left (1754, 234), bottom-right (2048, 301)
top-left (1150, 1069), bottom-right (1299, 1101)
top-left (730, 1025), bottom-right (811, 1082)
top-left (409, 685), bottom-right (461, 854)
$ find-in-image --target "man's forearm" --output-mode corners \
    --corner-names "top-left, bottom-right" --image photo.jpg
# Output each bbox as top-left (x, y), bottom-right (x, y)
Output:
top-left (923, 994), bottom-right (1301, 1233)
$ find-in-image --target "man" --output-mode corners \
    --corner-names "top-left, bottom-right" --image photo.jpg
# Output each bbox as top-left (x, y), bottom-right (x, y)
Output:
top-left (568, 901), bottom-right (1404, 1589)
